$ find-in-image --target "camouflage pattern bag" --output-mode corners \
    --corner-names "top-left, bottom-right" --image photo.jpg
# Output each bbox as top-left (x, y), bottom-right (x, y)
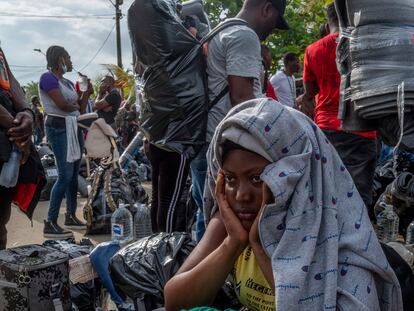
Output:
top-left (0, 244), bottom-right (71, 311)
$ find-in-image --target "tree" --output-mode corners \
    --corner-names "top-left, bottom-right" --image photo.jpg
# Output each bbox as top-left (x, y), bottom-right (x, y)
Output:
top-left (101, 64), bottom-right (136, 104)
top-left (23, 81), bottom-right (40, 108)
top-left (205, 0), bottom-right (332, 73)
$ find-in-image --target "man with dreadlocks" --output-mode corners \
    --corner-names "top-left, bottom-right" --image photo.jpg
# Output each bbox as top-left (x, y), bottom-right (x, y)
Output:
top-left (39, 45), bottom-right (94, 238)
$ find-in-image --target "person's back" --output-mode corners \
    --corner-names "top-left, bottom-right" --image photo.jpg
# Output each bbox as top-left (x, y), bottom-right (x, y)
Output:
top-left (301, 3), bottom-right (377, 211)
top-left (303, 33), bottom-right (341, 130)
top-left (206, 22), bottom-right (262, 142)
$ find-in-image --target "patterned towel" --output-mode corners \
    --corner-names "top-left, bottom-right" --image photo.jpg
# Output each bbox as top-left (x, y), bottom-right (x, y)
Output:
top-left (204, 98), bottom-right (403, 311)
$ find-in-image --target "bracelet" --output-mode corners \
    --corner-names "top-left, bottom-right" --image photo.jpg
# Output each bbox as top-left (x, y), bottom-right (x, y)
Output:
top-left (18, 107), bottom-right (36, 121)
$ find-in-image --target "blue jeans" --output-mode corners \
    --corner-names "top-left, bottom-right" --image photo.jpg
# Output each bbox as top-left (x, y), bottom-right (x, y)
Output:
top-left (190, 143), bottom-right (209, 241)
top-left (45, 126), bottom-right (84, 221)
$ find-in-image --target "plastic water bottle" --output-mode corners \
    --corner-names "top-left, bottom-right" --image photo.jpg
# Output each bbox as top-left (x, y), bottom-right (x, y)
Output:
top-left (111, 203), bottom-right (133, 245)
top-left (134, 203), bottom-right (152, 240)
top-left (406, 221), bottom-right (414, 245)
top-left (0, 146), bottom-right (22, 188)
top-left (376, 202), bottom-right (399, 243)
top-left (119, 133), bottom-right (144, 169)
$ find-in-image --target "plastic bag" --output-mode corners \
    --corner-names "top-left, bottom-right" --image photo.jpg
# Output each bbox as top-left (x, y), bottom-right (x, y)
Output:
top-left (381, 243), bottom-right (414, 310)
top-left (84, 165), bottom-right (136, 235)
top-left (109, 232), bottom-right (195, 309)
top-left (127, 0), bottom-right (208, 159)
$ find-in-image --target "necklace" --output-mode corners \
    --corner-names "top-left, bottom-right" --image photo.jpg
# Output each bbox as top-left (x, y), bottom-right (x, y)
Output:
top-left (283, 70), bottom-right (296, 105)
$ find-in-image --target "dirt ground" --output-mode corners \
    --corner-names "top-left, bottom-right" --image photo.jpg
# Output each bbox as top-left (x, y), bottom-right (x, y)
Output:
top-left (7, 182), bottom-right (152, 248)
top-left (7, 198), bottom-right (110, 248)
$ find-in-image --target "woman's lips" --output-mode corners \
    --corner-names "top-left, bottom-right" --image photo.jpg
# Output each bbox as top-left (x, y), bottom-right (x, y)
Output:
top-left (237, 212), bottom-right (257, 221)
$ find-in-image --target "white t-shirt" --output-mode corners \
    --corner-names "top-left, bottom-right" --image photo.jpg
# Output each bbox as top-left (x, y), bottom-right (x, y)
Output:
top-left (270, 70), bottom-right (296, 108)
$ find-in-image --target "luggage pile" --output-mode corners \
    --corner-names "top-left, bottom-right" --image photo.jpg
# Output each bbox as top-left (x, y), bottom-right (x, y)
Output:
top-left (335, 0), bottom-right (414, 150)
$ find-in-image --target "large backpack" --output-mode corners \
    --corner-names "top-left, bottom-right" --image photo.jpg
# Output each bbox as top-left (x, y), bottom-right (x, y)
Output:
top-left (128, 0), bottom-right (246, 159)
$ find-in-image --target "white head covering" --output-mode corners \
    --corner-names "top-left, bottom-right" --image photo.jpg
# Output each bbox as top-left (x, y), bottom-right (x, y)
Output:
top-left (204, 98), bottom-right (402, 311)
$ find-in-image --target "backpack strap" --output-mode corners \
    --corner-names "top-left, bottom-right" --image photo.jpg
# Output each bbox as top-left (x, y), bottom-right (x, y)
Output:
top-left (201, 18), bottom-right (248, 110)
top-left (200, 18), bottom-right (248, 45)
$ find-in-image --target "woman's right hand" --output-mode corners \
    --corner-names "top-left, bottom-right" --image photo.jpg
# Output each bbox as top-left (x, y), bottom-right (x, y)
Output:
top-left (70, 103), bottom-right (80, 112)
top-left (216, 170), bottom-right (249, 248)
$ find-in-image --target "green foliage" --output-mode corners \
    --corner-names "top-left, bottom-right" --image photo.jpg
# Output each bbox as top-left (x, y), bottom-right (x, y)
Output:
top-left (205, 0), bottom-right (333, 74)
top-left (23, 81), bottom-right (39, 103)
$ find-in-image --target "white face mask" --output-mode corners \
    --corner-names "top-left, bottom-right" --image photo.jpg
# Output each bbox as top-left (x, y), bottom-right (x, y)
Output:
top-left (61, 60), bottom-right (67, 74)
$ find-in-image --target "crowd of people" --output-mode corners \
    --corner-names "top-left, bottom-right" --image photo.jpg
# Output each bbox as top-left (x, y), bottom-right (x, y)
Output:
top-left (0, 0), bottom-right (409, 310)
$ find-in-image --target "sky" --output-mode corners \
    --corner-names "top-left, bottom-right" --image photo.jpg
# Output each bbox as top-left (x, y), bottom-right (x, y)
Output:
top-left (0, 0), bottom-right (135, 86)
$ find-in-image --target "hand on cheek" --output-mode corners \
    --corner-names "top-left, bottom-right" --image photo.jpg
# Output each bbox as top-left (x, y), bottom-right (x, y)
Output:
top-left (216, 170), bottom-right (249, 247)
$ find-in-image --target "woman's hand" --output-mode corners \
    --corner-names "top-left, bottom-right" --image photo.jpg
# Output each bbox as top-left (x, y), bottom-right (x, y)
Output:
top-left (249, 183), bottom-right (273, 247)
top-left (85, 80), bottom-right (94, 97)
top-left (7, 111), bottom-right (33, 142)
top-left (216, 170), bottom-right (249, 248)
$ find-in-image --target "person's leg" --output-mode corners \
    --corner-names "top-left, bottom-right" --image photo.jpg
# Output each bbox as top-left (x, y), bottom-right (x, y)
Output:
top-left (65, 129), bottom-right (86, 228)
top-left (190, 143), bottom-right (209, 241)
top-left (44, 126), bottom-right (73, 238)
top-left (65, 130), bottom-right (84, 215)
top-left (0, 186), bottom-right (14, 250)
top-left (156, 147), bottom-right (191, 233)
top-left (46, 126), bottom-right (75, 221)
top-left (324, 131), bottom-right (377, 209)
top-left (147, 143), bottom-right (160, 232)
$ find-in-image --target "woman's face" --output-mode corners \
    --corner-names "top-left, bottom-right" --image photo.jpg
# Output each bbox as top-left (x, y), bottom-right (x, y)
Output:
top-left (61, 52), bottom-right (73, 72)
top-left (222, 149), bottom-right (270, 231)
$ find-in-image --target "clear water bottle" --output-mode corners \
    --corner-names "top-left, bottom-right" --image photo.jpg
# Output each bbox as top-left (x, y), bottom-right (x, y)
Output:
top-left (406, 221), bottom-right (414, 245)
top-left (376, 202), bottom-right (399, 243)
top-left (0, 146), bottom-right (22, 188)
top-left (134, 203), bottom-right (152, 240)
top-left (111, 202), bottom-right (133, 245)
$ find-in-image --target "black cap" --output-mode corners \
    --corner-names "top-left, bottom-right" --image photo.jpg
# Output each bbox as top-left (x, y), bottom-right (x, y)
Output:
top-left (270, 0), bottom-right (289, 30)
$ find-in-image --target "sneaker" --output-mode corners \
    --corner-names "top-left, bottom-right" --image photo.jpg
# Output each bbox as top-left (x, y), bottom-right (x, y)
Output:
top-left (64, 213), bottom-right (87, 229)
top-left (43, 220), bottom-right (74, 239)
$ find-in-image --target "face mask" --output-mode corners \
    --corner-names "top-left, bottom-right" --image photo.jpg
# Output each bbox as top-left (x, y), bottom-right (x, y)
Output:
top-left (61, 60), bottom-right (67, 73)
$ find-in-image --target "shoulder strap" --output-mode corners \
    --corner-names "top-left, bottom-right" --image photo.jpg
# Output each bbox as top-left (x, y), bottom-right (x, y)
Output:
top-left (202, 18), bottom-right (247, 110)
top-left (201, 18), bottom-right (248, 45)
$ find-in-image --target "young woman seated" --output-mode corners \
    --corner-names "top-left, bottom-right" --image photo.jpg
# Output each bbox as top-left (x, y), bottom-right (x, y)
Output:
top-left (164, 98), bottom-right (402, 311)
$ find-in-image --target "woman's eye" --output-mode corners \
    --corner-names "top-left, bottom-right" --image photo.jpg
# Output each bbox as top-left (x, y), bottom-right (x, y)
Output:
top-left (252, 175), bottom-right (262, 183)
top-left (224, 174), bottom-right (234, 183)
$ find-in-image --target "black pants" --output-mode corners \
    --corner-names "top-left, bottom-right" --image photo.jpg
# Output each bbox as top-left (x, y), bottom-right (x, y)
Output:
top-left (0, 186), bottom-right (14, 250)
top-left (147, 144), bottom-right (190, 233)
top-left (323, 130), bottom-right (377, 210)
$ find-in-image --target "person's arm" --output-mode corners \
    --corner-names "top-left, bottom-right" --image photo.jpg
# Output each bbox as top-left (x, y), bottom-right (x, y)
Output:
top-left (225, 28), bottom-right (261, 107)
top-left (249, 184), bottom-right (275, 289)
top-left (164, 172), bottom-right (249, 310)
top-left (46, 89), bottom-right (80, 112)
top-left (3, 58), bottom-right (34, 143)
top-left (77, 80), bottom-right (94, 115)
top-left (298, 47), bottom-right (318, 118)
top-left (0, 105), bottom-right (14, 129)
top-left (164, 218), bottom-right (241, 310)
top-left (228, 75), bottom-right (255, 106)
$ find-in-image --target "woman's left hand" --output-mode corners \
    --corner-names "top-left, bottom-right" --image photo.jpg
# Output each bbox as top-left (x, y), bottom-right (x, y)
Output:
top-left (249, 183), bottom-right (273, 246)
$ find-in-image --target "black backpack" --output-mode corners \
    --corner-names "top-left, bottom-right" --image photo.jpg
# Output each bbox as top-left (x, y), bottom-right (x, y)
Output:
top-left (128, 0), bottom-right (247, 159)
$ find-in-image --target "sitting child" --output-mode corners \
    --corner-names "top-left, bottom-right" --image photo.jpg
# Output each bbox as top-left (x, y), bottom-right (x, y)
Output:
top-left (165, 98), bottom-right (402, 311)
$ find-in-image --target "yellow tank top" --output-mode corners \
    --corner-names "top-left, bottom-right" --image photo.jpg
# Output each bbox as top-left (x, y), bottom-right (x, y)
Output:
top-left (233, 246), bottom-right (276, 311)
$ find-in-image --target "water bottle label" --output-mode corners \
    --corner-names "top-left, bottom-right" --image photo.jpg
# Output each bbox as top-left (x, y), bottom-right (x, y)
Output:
top-left (112, 224), bottom-right (124, 237)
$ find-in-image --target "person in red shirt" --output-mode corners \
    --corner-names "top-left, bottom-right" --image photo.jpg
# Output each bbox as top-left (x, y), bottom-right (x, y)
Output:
top-left (298, 3), bottom-right (377, 210)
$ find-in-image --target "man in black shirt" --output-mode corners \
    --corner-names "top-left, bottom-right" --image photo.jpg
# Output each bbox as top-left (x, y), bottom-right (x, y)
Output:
top-left (94, 76), bottom-right (122, 129)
